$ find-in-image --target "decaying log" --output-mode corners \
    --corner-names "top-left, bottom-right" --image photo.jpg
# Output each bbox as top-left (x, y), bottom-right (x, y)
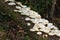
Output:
top-left (0, 0), bottom-right (39, 40)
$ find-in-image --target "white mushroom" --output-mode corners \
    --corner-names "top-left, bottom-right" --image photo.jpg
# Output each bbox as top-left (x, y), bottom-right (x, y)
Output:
top-left (27, 23), bottom-right (31, 26)
top-left (37, 32), bottom-right (42, 35)
top-left (8, 2), bottom-right (16, 5)
top-left (5, 0), bottom-right (15, 2)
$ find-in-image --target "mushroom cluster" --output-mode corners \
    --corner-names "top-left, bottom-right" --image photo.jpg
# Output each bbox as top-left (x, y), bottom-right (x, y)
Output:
top-left (5, 0), bottom-right (60, 37)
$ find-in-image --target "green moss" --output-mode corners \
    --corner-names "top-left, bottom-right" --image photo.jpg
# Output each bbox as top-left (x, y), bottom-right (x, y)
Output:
top-left (24, 36), bottom-right (31, 40)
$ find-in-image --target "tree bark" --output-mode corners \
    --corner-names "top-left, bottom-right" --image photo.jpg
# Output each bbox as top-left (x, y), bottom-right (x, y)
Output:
top-left (48, 0), bottom-right (57, 22)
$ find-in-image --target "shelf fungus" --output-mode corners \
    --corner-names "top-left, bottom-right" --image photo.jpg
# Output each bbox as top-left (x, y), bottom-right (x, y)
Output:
top-left (5, 0), bottom-right (60, 37)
